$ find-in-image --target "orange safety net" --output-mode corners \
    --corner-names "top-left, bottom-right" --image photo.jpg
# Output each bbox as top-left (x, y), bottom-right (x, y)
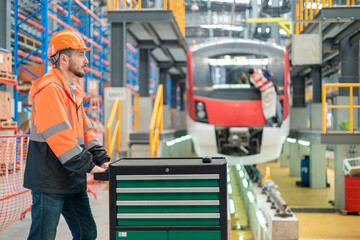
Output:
top-left (0, 135), bottom-right (31, 232)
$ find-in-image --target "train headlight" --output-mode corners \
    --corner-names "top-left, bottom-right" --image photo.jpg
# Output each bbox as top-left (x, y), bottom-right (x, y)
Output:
top-left (197, 102), bottom-right (204, 111)
top-left (195, 101), bottom-right (208, 123)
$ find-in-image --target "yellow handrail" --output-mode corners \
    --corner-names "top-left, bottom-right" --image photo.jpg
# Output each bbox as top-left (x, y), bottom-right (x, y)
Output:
top-left (296, 0), bottom-right (359, 34)
top-left (322, 83), bottom-right (360, 133)
top-left (149, 84), bottom-right (163, 158)
top-left (108, 0), bottom-right (141, 11)
top-left (107, 0), bottom-right (185, 37)
top-left (132, 92), bottom-right (140, 130)
top-left (107, 97), bottom-right (121, 156)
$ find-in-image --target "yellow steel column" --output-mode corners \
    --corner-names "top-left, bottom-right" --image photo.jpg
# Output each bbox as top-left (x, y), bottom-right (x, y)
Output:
top-left (117, 100), bottom-right (121, 152)
top-left (300, 0), bottom-right (304, 32)
top-left (296, 0), bottom-right (300, 34)
top-left (136, 0), bottom-right (141, 10)
top-left (322, 85), bottom-right (327, 133)
top-left (310, 0), bottom-right (313, 20)
top-left (304, 0), bottom-right (308, 27)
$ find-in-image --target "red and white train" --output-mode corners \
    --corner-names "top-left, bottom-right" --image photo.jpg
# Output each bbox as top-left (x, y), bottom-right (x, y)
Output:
top-left (186, 40), bottom-right (290, 165)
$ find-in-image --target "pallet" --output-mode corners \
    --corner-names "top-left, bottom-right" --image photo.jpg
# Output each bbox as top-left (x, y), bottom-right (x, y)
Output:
top-left (0, 120), bottom-right (17, 128)
top-left (19, 80), bottom-right (34, 84)
top-left (0, 71), bottom-right (17, 82)
top-left (18, 83), bottom-right (32, 92)
top-left (339, 209), bottom-right (360, 216)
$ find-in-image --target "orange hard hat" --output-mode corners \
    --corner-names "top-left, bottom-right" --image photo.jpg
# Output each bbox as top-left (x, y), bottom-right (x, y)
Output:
top-left (48, 29), bottom-right (92, 59)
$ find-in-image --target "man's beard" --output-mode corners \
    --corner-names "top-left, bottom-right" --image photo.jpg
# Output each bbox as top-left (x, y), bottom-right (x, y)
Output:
top-left (68, 59), bottom-right (85, 78)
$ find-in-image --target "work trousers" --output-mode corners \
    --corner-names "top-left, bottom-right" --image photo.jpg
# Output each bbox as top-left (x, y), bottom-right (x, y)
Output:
top-left (27, 190), bottom-right (97, 240)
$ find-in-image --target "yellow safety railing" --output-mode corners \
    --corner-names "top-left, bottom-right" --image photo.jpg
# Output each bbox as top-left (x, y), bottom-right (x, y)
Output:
top-left (108, 0), bottom-right (141, 11)
top-left (247, 17), bottom-right (292, 36)
top-left (149, 84), bottom-right (163, 158)
top-left (296, 0), bottom-right (358, 34)
top-left (107, 0), bottom-right (185, 37)
top-left (107, 97), bottom-right (121, 156)
top-left (132, 92), bottom-right (140, 130)
top-left (164, 0), bottom-right (185, 37)
top-left (322, 83), bottom-right (360, 133)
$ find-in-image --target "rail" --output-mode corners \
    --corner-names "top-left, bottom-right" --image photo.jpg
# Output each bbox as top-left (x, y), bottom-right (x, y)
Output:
top-left (295, 0), bottom-right (359, 34)
top-left (149, 84), bottom-right (163, 158)
top-left (107, 0), bottom-right (185, 37)
top-left (107, 97), bottom-right (121, 156)
top-left (322, 83), bottom-right (360, 133)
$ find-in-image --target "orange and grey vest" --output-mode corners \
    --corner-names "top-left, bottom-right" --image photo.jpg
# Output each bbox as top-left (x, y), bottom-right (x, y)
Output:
top-left (250, 69), bottom-right (274, 92)
top-left (24, 68), bottom-right (109, 194)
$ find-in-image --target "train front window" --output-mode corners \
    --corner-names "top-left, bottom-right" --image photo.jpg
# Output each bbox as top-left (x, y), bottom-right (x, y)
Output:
top-left (208, 54), bottom-right (269, 89)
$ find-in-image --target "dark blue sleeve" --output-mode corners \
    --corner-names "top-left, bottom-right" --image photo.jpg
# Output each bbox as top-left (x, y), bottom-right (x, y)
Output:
top-left (262, 69), bottom-right (271, 80)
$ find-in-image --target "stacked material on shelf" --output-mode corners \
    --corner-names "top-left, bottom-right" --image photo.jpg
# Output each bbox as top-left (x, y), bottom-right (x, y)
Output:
top-left (0, 48), bottom-right (12, 74)
top-left (0, 91), bottom-right (17, 131)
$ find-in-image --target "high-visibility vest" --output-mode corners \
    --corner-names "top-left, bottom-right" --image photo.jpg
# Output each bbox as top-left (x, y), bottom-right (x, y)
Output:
top-left (250, 69), bottom-right (274, 92)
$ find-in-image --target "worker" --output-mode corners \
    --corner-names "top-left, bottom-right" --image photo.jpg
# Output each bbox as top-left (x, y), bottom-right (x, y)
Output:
top-left (261, 66), bottom-right (283, 125)
top-left (248, 67), bottom-right (281, 126)
top-left (24, 29), bottom-right (110, 240)
top-left (238, 72), bottom-right (250, 84)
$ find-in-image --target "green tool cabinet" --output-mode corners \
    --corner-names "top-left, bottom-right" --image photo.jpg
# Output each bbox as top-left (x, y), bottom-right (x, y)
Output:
top-left (95, 157), bottom-right (227, 240)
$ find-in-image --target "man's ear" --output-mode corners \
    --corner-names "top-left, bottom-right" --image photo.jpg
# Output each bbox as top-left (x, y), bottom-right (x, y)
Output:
top-left (61, 54), bottom-right (67, 62)
top-left (60, 54), bottom-right (69, 66)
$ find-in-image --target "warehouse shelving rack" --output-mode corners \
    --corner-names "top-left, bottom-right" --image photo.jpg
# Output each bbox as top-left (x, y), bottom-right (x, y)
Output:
top-left (12, 0), bottom-right (110, 125)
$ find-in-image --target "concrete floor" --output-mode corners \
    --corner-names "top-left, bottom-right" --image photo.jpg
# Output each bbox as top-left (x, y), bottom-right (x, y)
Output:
top-left (257, 161), bottom-right (360, 240)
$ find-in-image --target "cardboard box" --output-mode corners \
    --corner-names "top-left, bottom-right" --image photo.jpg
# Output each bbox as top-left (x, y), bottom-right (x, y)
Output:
top-left (0, 91), bottom-right (12, 120)
top-left (0, 48), bottom-right (12, 73)
top-left (102, 81), bottom-right (110, 95)
top-left (18, 64), bottom-right (44, 82)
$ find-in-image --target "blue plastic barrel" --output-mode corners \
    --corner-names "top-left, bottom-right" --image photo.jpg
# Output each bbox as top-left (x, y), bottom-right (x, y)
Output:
top-left (301, 155), bottom-right (310, 185)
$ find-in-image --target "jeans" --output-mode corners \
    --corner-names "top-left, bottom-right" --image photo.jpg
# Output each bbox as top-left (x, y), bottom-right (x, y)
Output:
top-left (266, 97), bottom-right (283, 125)
top-left (28, 190), bottom-right (97, 240)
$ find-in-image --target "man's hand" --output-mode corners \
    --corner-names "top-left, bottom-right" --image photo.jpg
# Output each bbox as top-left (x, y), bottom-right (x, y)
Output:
top-left (100, 162), bottom-right (109, 169)
top-left (90, 165), bottom-right (106, 175)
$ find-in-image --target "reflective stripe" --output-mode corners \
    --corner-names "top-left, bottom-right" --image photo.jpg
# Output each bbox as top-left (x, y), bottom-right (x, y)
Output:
top-left (253, 74), bottom-right (262, 83)
top-left (259, 81), bottom-right (274, 92)
top-left (41, 121), bottom-right (72, 140)
top-left (30, 124), bottom-right (46, 142)
top-left (76, 137), bottom-right (84, 145)
top-left (32, 92), bottom-right (39, 123)
top-left (84, 138), bottom-right (100, 150)
top-left (251, 70), bottom-right (273, 92)
top-left (84, 122), bottom-right (93, 133)
top-left (53, 82), bottom-right (76, 104)
top-left (67, 101), bottom-right (71, 123)
top-left (30, 93), bottom-right (46, 142)
top-left (58, 145), bottom-right (83, 164)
